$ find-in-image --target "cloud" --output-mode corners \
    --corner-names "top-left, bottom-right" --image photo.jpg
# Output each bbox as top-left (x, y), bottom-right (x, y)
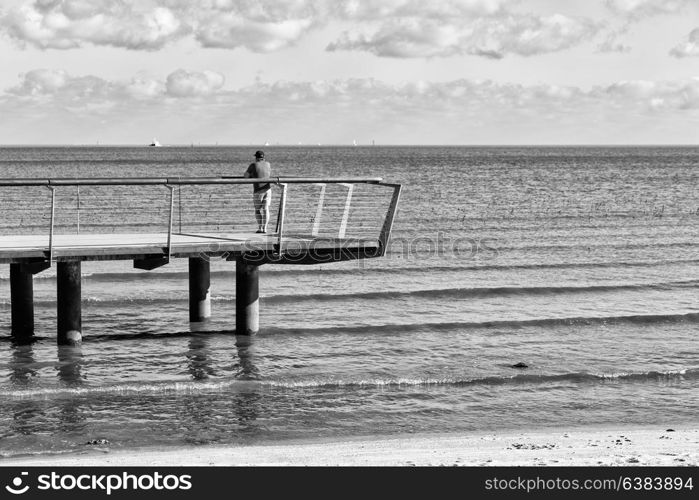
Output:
top-left (596, 30), bottom-right (632, 53)
top-left (1, 0), bottom-right (188, 50)
top-left (8, 68), bottom-right (70, 95)
top-left (597, 1), bottom-right (691, 54)
top-left (334, 0), bottom-right (505, 19)
top-left (2, 71), bottom-right (698, 144)
top-left (7, 68), bottom-right (120, 106)
top-left (165, 69), bottom-right (225, 97)
top-left (596, 78), bottom-right (699, 110)
top-left (0, 0), bottom-right (321, 51)
top-left (194, 16), bottom-right (315, 51)
top-left (328, 13), bottom-right (601, 58)
top-left (670, 28), bottom-right (699, 57)
top-left (5, 69), bottom-right (699, 113)
top-left (6, 68), bottom-right (224, 104)
top-left (605, 0), bottom-right (690, 19)
top-left (192, 0), bottom-right (323, 51)
top-left (0, 0), bottom-right (602, 58)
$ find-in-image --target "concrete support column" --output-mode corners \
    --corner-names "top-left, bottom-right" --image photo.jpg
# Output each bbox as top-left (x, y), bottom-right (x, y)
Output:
top-left (10, 263), bottom-right (34, 339)
top-left (189, 257), bottom-right (211, 322)
top-left (236, 259), bottom-right (259, 335)
top-left (57, 261), bottom-right (82, 345)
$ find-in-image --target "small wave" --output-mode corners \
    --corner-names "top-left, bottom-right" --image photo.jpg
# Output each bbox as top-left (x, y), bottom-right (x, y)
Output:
top-left (0, 331), bottom-right (233, 343)
top-left (410, 258), bottom-right (699, 275)
top-left (1, 379), bottom-right (250, 399)
top-left (3, 368), bottom-right (697, 399)
top-left (258, 257), bottom-right (699, 276)
top-left (1, 258), bottom-right (695, 282)
top-left (0, 296), bottom-right (189, 307)
top-left (385, 240), bottom-right (699, 257)
top-left (262, 312), bottom-right (699, 336)
top-left (261, 280), bottom-right (699, 304)
top-left (5, 280), bottom-right (696, 308)
top-left (1, 313), bottom-right (697, 343)
top-left (262, 369), bottom-right (699, 389)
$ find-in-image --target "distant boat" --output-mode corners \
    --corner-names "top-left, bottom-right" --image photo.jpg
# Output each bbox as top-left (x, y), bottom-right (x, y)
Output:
top-left (149, 138), bottom-right (162, 147)
top-left (352, 139), bottom-right (357, 146)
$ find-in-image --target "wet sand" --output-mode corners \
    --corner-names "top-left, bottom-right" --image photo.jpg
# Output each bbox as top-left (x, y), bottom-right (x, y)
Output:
top-left (4, 426), bottom-right (697, 466)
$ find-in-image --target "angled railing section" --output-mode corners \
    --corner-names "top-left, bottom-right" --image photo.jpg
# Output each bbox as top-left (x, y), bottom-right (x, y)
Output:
top-left (377, 182), bottom-right (402, 257)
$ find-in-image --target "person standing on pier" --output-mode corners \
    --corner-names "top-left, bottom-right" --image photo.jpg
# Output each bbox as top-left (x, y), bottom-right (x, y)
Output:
top-left (244, 150), bottom-right (272, 233)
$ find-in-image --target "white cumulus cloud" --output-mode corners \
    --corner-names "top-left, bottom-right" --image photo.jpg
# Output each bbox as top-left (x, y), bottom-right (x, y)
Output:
top-left (328, 13), bottom-right (601, 58)
top-left (194, 15), bottom-right (315, 51)
top-left (0, 0), bottom-right (604, 58)
top-left (165, 69), bottom-right (225, 97)
top-left (7, 68), bottom-right (119, 104)
top-left (334, 0), bottom-right (505, 19)
top-left (1, 0), bottom-right (188, 50)
top-left (605, 0), bottom-right (690, 19)
top-left (670, 28), bottom-right (699, 57)
top-left (2, 70), bottom-right (698, 144)
top-left (6, 69), bottom-right (699, 113)
top-left (6, 68), bottom-right (225, 102)
top-left (9, 68), bottom-right (70, 95)
top-left (189, 0), bottom-right (326, 50)
top-left (0, 0), bottom-right (322, 51)
top-left (596, 79), bottom-right (699, 110)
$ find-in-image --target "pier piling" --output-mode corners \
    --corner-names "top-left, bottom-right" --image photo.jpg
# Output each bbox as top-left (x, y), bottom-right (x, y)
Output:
top-left (10, 263), bottom-right (34, 339)
top-left (57, 261), bottom-right (82, 345)
top-left (236, 259), bottom-right (259, 335)
top-left (189, 257), bottom-right (211, 322)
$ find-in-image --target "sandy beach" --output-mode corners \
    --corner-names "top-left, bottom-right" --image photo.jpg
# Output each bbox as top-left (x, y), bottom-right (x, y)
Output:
top-left (4, 426), bottom-right (697, 467)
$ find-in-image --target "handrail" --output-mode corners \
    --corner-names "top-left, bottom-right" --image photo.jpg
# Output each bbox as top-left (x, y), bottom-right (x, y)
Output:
top-left (0, 177), bottom-right (384, 187)
top-left (2, 177), bottom-right (402, 267)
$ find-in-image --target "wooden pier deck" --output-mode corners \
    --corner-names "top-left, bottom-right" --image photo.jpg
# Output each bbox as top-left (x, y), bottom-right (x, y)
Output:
top-left (0, 232), bottom-right (380, 262)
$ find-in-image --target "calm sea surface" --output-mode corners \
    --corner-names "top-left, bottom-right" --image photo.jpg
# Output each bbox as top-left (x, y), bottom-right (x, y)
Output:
top-left (0, 146), bottom-right (697, 458)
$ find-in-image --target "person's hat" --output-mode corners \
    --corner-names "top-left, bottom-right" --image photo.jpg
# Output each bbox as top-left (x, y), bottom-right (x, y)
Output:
top-left (254, 150), bottom-right (265, 159)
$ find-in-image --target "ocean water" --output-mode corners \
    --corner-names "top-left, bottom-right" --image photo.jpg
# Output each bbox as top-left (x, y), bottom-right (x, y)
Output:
top-left (0, 145), bottom-right (697, 459)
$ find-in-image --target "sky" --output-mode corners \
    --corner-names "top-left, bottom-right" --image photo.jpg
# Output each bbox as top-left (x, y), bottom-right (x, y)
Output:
top-left (0, 0), bottom-right (698, 145)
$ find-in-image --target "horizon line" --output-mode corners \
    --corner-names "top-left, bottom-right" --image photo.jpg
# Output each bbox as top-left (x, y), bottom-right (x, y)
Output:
top-left (0, 143), bottom-right (697, 148)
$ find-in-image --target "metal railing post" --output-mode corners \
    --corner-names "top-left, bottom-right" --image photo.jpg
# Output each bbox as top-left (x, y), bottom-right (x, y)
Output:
top-left (312, 183), bottom-right (326, 236)
top-left (47, 186), bottom-right (56, 263)
top-left (178, 186), bottom-right (182, 234)
top-left (274, 184), bottom-right (283, 234)
top-left (76, 186), bottom-right (80, 234)
top-left (378, 183), bottom-right (402, 256)
top-left (276, 183), bottom-right (288, 253)
top-left (166, 185), bottom-right (175, 257)
top-left (338, 183), bottom-right (354, 239)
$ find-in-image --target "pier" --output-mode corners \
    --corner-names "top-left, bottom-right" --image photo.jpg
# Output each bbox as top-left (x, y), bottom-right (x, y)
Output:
top-left (0, 177), bottom-right (401, 344)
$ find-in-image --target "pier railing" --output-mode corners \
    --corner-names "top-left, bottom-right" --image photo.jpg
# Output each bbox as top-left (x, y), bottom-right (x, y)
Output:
top-left (0, 177), bottom-right (401, 261)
